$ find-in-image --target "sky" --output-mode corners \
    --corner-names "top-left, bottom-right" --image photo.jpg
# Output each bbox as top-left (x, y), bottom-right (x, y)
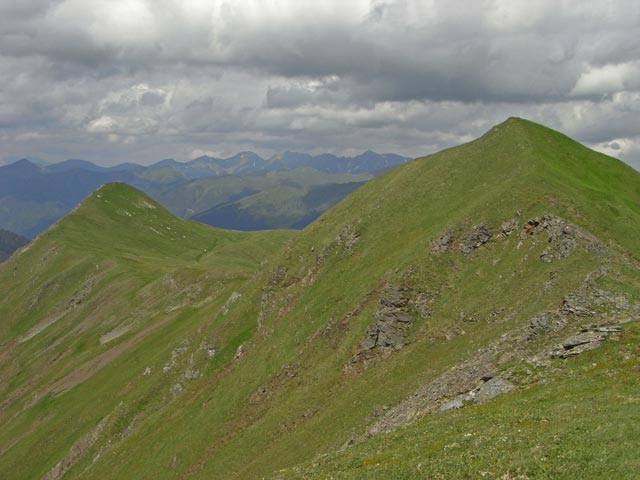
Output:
top-left (0, 0), bottom-right (639, 167)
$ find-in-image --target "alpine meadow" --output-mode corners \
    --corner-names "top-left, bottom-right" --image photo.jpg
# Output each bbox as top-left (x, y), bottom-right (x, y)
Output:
top-left (1, 118), bottom-right (640, 479)
top-left (2, 1), bottom-right (640, 479)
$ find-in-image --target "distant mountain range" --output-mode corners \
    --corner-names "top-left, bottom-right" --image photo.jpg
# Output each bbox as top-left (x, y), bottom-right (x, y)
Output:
top-left (0, 151), bottom-right (407, 237)
top-left (0, 229), bottom-right (28, 262)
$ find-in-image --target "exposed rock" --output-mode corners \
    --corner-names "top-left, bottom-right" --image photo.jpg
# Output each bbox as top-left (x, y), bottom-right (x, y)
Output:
top-left (458, 310), bottom-right (481, 323)
top-left (334, 224), bottom-right (360, 253)
top-left (379, 284), bottom-right (408, 308)
top-left (268, 266), bottom-right (288, 286)
top-left (550, 324), bottom-right (622, 359)
top-left (501, 219), bottom-right (519, 237)
top-left (163, 345), bottom-right (188, 373)
top-left (68, 277), bottom-right (95, 306)
top-left (518, 214), bottom-right (606, 262)
top-left (561, 286), bottom-right (630, 317)
top-left (351, 284), bottom-right (414, 361)
top-left (183, 368), bottom-right (199, 380)
top-left (460, 224), bottom-right (492, 253)
top-left (42, 415), bottom-right (111, 480)
top-left (430, 229), bottom-right (454, 253)
top-left (222, 291), bottom-right (242, 315)
top-left (526, 311), bottom-right (566, 340)
top-left (413, 292), bottom-right (435, 318)
top-left (366, 347), bottom-right (498, 436)
top-left (474, 378), bottom-right (514, 403)
top-left (438, 396), bottom-right (465, 412)
top-left (234, 343), bottom-right (245, 360)
top-left (143, 367), bottom-right (152, 376)
top-left (201, 341), bottom-right (217, 358)
top-left (170, 383), bottom-right (183, 397)
top-left (437, 377), bottom-right (513, 412)
top-left (121, 418), bottom-right (138, 438)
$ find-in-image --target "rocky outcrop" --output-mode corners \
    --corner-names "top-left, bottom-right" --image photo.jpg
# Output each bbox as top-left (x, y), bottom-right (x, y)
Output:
top-left (438, 377), bottom-right (514, 412)
top-left (519, 214), bottom-right (607, 262)
top-left (350, 285), bottom-right (414, 366)
top-left (430, 229), bottom-right (454, 253)
top-left (550, 324), bottom-right (622, 358)
top-left (42, 415), bottom-right (111, 480)
top-left (459, 224), bottom-right (492, 254)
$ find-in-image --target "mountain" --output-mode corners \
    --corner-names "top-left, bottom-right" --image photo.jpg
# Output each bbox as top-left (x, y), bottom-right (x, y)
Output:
top-left (44, 159), bottom-right (140, 173)
top-left (0, 229), bottom-right (28, 262)
top-left (157, 168), bottom-right (372, 230)
top-left (0, 152), bottom-right (406, 237)
top-left (1, 118), bottom-right (639, 479)
top-left (266, 150), bottom-right (408, 174)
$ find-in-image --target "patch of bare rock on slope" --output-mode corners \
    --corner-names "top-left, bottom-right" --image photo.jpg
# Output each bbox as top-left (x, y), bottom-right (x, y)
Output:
top-left (345, 214), bottom-right (638, 446)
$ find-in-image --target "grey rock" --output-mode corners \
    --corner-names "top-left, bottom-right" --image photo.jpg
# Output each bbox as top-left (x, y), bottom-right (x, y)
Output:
top-left (527, 311), bottom-right (565, 340)
top-left (460, 224), bottom-right (492, 254)
top-left (501, 219), bottom-right (519, 237)
top-left (379, 284), bottom-right (408, 308)
top-left (438, 397), bottom-right (465, 412)
top-left (431, 229), bottom-right (454, 253)
top-left (170, 383), bottom-right (183, 397)
top-left (458, 310), bottom-right (480, 323)
top-left (474, 378), bottom-right (514, 404)
top-left (550, 324), bottom-right (621, 358)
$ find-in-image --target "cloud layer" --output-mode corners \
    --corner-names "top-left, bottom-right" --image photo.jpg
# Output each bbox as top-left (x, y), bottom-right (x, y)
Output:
top-left (1, 0), bottom-right (639, 166)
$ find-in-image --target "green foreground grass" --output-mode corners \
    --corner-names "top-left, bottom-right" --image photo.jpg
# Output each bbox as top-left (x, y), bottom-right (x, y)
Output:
top-left (274, 320), bottom-right (640, 479)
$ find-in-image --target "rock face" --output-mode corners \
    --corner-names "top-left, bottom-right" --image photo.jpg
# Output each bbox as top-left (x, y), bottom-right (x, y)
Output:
top-left (518, 214), bottom-right (606, 263)
top-left (352, 284), bottom-right (414, 363)
top-left (474, 377), bottom-right (514, 403)
top-left (437, 377), bottom-right (514, 412)
top-left (430, 229), bottom-right (454, 253)
top-left (526, 311), bottom-right (566, 340)
top-left (551, 325), bottom-right (622, 358)
top-left (459, 224), bottom-right (492, 254)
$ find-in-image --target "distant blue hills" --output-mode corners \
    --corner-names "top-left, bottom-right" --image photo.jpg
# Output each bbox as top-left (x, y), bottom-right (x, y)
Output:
top-left (0, 151), bottom-right (408, 237)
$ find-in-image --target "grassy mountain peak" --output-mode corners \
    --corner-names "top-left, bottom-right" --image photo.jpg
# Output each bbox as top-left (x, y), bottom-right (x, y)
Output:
top-left (1, 119), bottom-right (639, 479)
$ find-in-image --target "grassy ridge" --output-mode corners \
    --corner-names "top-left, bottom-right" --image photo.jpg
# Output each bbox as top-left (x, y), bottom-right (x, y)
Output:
top-left (1, 119), bottom-right (639, 479)
top-left (0, 183), bottom-right (292, 479)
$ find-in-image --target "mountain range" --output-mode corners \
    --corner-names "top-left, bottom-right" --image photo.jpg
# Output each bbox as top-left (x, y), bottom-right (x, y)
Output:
top-left (0, 118), bottom-right (639, 479)
top-left (0, 151), bottom-right (406, 238)
top-left (0, 229), bottom-right (28, 262)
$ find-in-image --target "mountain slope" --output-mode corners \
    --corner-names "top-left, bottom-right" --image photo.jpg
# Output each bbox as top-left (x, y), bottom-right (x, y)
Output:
top-left (0, 229), bottom-right (28, 262)
top-left (1, 118), bottom-right (639, 479)
top-left (0, 184), bottom-right (293, 479)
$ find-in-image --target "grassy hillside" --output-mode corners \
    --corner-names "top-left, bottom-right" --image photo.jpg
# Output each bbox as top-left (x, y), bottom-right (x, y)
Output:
top-left (0, 183), bottom-right (292, 479)
top-left (1, 118), bottom-right (639, 479)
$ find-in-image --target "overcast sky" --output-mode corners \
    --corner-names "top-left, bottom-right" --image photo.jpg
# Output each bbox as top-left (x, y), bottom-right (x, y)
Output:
top-left (0, 0), bottom-right (639, 167)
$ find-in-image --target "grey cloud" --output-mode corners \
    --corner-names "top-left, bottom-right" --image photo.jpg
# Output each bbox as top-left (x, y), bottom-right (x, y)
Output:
top-left (0, 0), bottom-right (639, 167)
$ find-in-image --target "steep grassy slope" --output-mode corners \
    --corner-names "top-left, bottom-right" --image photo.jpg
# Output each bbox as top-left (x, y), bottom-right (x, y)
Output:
top-left (1, 118), bottom-right (639, 480)
top-left (275, 320), bottom-right (640, 479)
top-left (0, 183), bottom-right (292, 479)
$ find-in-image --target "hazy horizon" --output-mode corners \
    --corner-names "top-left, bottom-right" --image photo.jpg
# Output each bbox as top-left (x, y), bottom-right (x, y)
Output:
top-left (1, 1), bottom-right (639, 167)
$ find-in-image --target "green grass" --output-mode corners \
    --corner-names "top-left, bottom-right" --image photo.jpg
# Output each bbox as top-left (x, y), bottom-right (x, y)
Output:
top-left (273, 320), bottom-right (640, 479)
top-left (1, 118), bottom-right (640, 480)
